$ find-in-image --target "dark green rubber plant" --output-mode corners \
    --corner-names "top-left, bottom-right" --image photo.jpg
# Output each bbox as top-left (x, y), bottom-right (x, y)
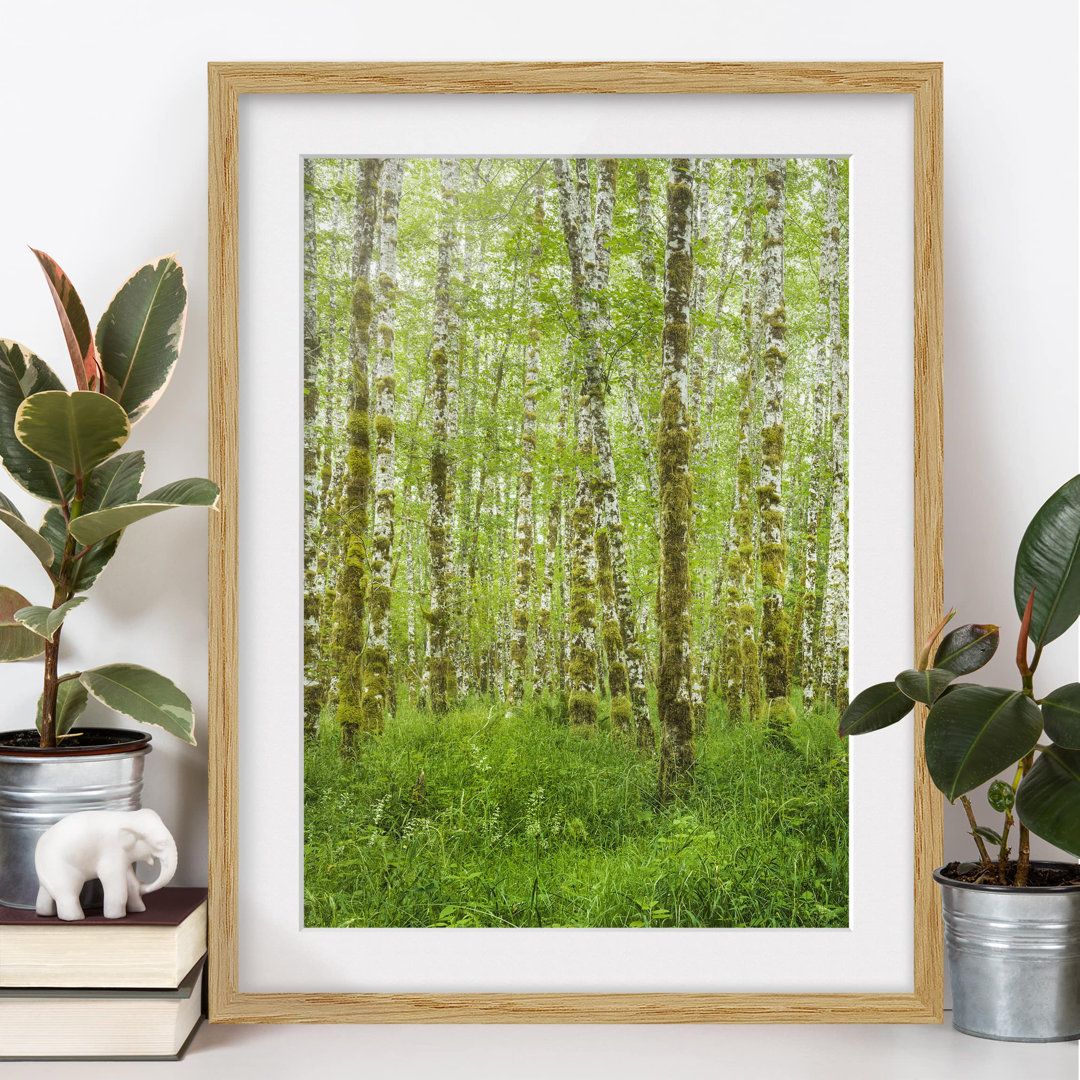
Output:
top-left (0, 250), bottom-right (219, 747)
top-left (840, 474), bottom-right (1080, 886)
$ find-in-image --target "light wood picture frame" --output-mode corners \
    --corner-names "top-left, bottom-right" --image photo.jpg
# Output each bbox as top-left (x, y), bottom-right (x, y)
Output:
top-left (207, 61), bottom-right (943, 1024)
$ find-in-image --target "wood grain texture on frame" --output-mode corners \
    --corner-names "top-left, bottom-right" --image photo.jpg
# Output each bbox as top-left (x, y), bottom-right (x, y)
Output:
top-left (207, 61), bottom-right (943, 1024)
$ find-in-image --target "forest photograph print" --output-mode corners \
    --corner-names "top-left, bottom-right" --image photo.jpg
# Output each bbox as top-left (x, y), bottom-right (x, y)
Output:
top-left (302, 155), bottom-right (850, 930)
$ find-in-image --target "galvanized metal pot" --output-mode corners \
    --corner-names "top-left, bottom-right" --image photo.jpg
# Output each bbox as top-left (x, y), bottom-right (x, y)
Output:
top-left (936, 863), bottom-right (1080, 1042)
top-left (0, 729), bottom-right (151, 909)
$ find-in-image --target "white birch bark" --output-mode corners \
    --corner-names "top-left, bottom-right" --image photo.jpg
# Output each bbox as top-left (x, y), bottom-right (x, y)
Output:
top-left (657, 158), bottom-right (695, 800)
top-left (427, 158), bottom-right (460, 715)
top-left (361, 157), bottom-right (403, 729)
top-left (332, 158), bottom-right (381, 749)
top-left (302, 158), bottom-right (321, 737)
top-left (509, 168), bottom-right (545, 705)
top-left (818, 159), bottom-right (849, 707)
top-left (553, 158), bottom-right (601, 726)
top-left (726, 160), bottom-right (761, 722)
top-left (798, 165), bottom-right (834, 706)
top-left (758, 158), bottom-right (791, 734)
top-left (702, 167), bottom-right (735, 456)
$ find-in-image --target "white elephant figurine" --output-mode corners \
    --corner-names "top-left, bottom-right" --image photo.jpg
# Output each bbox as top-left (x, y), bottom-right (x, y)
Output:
top-left (35, 808), bottom-right (177, 921)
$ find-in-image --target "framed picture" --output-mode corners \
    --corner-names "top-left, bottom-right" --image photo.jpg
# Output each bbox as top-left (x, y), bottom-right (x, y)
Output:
top-left (207, 62), bottom-right (943, 1023)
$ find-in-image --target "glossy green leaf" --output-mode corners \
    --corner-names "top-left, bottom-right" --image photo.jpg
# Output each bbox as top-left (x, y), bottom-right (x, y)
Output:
top-left (0, 490), bottom-right (56, 568)
top-left (83, 451), bottom-right (145, 511)
top-left (1014, 474), bottom-right (1080, 648)
top-left (925, 685), bottom-right (1044, 799)
top-left (838, 681), bottom-right (914, 736)
top-left (79, 663), bottom-right (195, 745)
top-left (0, 339), bottom-right (71, 502)
top-left (1016, 745), bottom-right (1080, 857)
top-left (35, 678), bottom-right (89, 737)
top-left (14, 596), bottom-right (87, 640)
top-left (0, 586), bottom-right (45, 661)
top-left (14, 391), bottom-right (129, 481)
top-left (1041, 683), bottom-right (1080, 749)
top-left (67, 477), bottom-right (219, 547)
top-left (896, 667), bottom-right (956, 706)
top-left (973, 825), bottom-right (1003, 847)
top-left (933, 624), bottom-right (1000, 676)
top-left (30, 249), bottom-right (102, 392)
top-left (96, 257), bottom-right (187, 423)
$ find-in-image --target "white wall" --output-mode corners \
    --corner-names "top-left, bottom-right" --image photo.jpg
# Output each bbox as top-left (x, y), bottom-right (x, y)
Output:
top-left (0, 0), bottom-right (1075, 950)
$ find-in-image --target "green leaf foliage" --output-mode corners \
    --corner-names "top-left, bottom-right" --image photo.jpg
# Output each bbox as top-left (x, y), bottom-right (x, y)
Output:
top-left (0, 585), bottom-right (45, 661)
top-left (973, 825), bottom-right (1003, 847)
top-left (1016, 744), bottom-right (1080, 858)
top-left (83, 451), bottom-right (146, 510)
top-left (14, 596), bottom-right (87, 640)
top-left (838, 681), bottom-right (914, 736)
top-left (67, 476), bottom-right (219, 547)
top-left (79, 663), bottom-right (195, 745)
top-left (896, 667), bottom-right (956, 706)
top-left (30, 249), bottom-right (102, 392)
top-left (39, 451), bottom-right (149, 590)
top-left (987, 778), bottom-right (1015, 812)
top-left (1040, 683), bottom-right (1080, 750)
top-left (0, 490), bottom-right (56, 568)
top-left (39, 506), bottom-right (121, 593)
top-left (35, 678), bottom-right (89, 737)
top-left (96, 257), bottom-right (187, 423)
top-left (14, 391), bottom-right (129, 480)
top-left (933, 623), bottom-right (999, 676)
top-left (0, 339), bottom-right (71, 502)
top-left (1014, 474), bottom-right (1080, 648)
top-left (925, 686), bottom-right (1043, 800)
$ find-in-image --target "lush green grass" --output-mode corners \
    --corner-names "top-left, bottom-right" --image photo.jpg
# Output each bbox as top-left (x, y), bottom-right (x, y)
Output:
top-left (304, 691), bottom-right (848, 928)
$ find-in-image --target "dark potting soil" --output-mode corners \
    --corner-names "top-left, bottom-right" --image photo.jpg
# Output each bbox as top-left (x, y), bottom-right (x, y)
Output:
top-left (0, 728), bottom-right (149, 753)
top-left (942, 859), bottom-right (1080, 888)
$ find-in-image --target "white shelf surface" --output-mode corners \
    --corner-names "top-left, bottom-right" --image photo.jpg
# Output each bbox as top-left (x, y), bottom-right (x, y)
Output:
top-left (3, 1014), bottom-right (1077, 1078)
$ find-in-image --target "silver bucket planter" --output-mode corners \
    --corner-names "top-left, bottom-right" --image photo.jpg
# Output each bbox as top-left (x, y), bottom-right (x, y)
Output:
top-left (936, 863), bottom-right (1080, 1042)
top-left (0, 729), bottom-right (151, 909)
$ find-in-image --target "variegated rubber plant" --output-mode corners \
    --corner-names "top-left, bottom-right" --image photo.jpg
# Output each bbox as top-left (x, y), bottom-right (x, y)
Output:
top-left (0, 250), bottom-right (219, 748)
top-left (840, 475), bottom-right (1080, 885)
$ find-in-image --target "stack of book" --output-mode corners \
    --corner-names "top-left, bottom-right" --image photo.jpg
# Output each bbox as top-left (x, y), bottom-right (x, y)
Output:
top-left (0, 887), bottom-right (207, 1061)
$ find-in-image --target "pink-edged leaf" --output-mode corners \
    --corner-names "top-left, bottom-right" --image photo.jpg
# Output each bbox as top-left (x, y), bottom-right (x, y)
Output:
top-left (30, 248), bottom-right (103, 392)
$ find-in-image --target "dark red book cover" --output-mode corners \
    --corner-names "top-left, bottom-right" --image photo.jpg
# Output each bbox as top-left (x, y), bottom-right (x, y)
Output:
top-left (0, 887), bottom-right (206, 927)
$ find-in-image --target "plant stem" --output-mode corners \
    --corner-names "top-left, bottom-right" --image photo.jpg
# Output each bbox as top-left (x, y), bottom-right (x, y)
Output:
top-left (998, 810), bottom-right (1013, 885)
top-left (959, 795), bottom-right (991, 865)
top-left (40, 635), bottom-right (59, 748)
top-left (1015, 750), bottom-right (1035, 887)
top-left (39, 496), bottom-right (81, 748)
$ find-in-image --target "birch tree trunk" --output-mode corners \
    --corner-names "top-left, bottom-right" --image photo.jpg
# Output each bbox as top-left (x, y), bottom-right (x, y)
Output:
top-left (819, 159), bottom-right (849, 708)
top-left (688, 160), bottom-right (711, 732)
top-left (536, 337), bottom-right (569, 696)
top-left (702, 167), bottom-right (735, 456)
top-left (427, 158), bottom-right (460, 716)
top-left (509, 169), bottom-right (544, 705)
top-left (405, 516), bottom-right (417, 705)
top-left (795, 166), bottom-right (833, 706)
top-left (724, 160), bottom-right (760, 723)
top-left (554, 158), bottom-right (600, 727)
top-left (302, 159), bottom-right (322, 739)
top-left (332, 158), bottom-right (380, 751)
top-left (758, 158), bottom-right (791, 736)
top-left (361, 157), bottom-right (403, 731)
top-left (689, 159), bottom-right (711, 443)
top-left (657, 158), bottom-right (695, 801)
top-left (313, 171), bottom-right (344, 713)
